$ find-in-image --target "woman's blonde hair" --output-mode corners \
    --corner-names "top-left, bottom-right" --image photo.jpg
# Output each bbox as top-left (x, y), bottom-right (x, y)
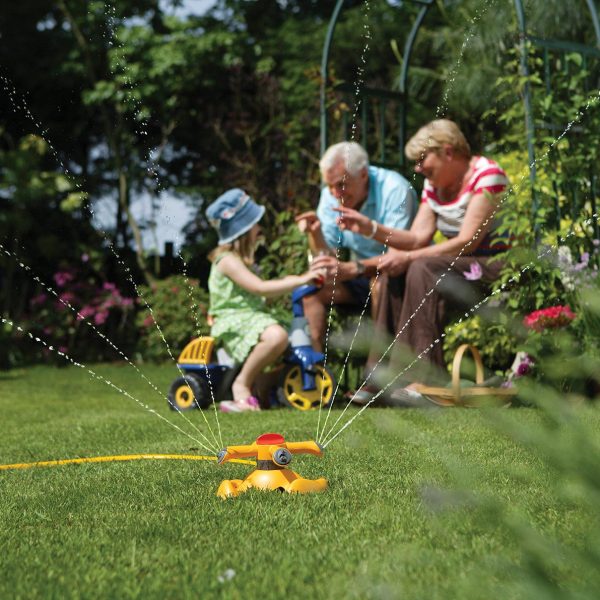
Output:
top-left (208, 228), bottom-right (256, 265)
top-left (405, 119), bottom-right (471, 161)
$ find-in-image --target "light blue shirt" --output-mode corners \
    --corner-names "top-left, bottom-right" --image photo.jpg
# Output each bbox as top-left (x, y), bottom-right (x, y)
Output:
top-left (317, 165), bottom-right (417, 260)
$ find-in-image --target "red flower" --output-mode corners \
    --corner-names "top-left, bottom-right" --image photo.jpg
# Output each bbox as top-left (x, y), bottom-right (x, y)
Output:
top-left (523, 305), bottom-right (576, 332)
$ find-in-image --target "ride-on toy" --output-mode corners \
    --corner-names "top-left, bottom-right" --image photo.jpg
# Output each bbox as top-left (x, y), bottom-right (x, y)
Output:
top-left (167, 284), bottom-right (336, 411)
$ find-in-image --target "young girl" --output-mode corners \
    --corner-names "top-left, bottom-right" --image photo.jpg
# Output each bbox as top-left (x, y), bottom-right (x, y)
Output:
top-left (206, 188), bottom-right (320, 413)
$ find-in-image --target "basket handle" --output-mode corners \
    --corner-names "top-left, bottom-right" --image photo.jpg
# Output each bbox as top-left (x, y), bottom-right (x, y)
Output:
top-left (451, 344), bottom-right (484, 403)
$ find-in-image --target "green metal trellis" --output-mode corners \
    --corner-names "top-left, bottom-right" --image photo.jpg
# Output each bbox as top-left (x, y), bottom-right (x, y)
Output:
top-left (320, 0), bottom-right (435, 170)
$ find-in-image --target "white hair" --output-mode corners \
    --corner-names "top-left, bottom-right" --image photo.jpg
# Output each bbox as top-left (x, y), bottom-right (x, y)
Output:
top-left (319, 141), bottom-right (369, 176)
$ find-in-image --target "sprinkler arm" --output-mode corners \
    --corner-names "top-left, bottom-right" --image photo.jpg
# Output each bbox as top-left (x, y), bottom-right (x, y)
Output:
top-left (218, 440), bottom-right (324, 464)
top-left (217, 444), bottom-right (257, 463)
top-left (286, 441), bottom-right (323, 456)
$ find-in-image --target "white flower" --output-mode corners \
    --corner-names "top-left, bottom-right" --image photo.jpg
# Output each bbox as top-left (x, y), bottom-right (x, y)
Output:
top-left (557, 245), bottom-right (573, 267)
top-left (560, 274), bottom-right (575, 291)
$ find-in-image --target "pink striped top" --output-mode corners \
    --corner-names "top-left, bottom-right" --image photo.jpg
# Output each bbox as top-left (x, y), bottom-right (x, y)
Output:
top-left (421, 156), bottom-right (509, 255)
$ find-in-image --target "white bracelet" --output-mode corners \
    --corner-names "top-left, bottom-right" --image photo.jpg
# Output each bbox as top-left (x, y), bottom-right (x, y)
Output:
top-left (365, 219), bottom-right (378, 239)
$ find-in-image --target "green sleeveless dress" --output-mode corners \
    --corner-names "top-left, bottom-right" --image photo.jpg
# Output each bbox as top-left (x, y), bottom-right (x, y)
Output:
top-left (208, 253), bottom-right (280, 363)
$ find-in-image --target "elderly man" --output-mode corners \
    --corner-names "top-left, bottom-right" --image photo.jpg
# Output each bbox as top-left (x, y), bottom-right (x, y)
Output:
top-left (296, 141), bottom-right (417, 351)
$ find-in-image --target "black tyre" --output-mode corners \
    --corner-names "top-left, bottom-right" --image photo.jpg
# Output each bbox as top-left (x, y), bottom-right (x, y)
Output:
top-left (168, 373), bottom-right (210, 411)
top-left (278, 364), bottom-right (336, 411)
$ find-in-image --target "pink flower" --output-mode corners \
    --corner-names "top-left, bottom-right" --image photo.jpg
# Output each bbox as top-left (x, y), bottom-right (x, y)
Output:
top-left (58, 291), bottom-right (76, 305)
top-left (94, 311), bottom-right (109, 325)
top-left (101, 298), bottom-right (116, 310)
top-left (77, 305), bottom-right (96, 321)
top-left (524, 305), bottom-right (576, 332)
top-left (509, 351), bottom-right (534, 379)
top-left (463, 261), bottom-right (483, 281)
top-left (53, 271), bottom-right (74, 287)
top-left (143, 315), bottom-right (154, 328)
top-left (31, 293), bottom-right (48, 306)
top-left (81, 253), bottom-right (90, 263)
top-left (102, 282), bottom-right (117, 292)
top-left (517, 360), bottom-right (532, 376)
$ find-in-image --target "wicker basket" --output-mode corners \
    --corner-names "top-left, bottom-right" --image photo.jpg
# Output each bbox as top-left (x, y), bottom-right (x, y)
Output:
top-left (412, 344), bottom-right (517, 407)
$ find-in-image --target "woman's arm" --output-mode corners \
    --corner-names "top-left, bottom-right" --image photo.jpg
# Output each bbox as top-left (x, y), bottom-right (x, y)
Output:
top-left (377, 203), bottom-right (437, 249)
top-left (378, 192), bottom-right (500, 276)
top-left (217, 254), bottom-right (317, 298)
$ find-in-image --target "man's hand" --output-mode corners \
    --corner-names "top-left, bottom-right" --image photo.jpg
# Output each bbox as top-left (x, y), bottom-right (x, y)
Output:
top-left (378, 250), bottom-right (411, 277)
top-left (295, 211), bottom-right (321, 234)
top-left (332, 206), bottom-right (371, 236)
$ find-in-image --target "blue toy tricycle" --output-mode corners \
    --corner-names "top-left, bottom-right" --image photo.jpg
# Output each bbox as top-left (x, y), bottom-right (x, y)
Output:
top-left (167, 284), bottom-right (336, 411)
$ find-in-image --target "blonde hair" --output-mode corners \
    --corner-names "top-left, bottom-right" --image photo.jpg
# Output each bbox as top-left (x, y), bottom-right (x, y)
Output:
top-left (405, 119), bottom-right (471, 161)
top-left (208, 228), bottom-right (256, 265)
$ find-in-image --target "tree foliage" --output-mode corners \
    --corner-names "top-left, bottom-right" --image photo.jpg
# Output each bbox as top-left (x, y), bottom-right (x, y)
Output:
top-left (1, 0), bottom-right (599, 364)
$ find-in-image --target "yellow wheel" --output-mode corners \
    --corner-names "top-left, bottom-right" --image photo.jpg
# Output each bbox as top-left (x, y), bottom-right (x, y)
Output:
top-left (168, 374), bottom-right (209, 411)
top-left (279, 364), bottom-right (335, 411)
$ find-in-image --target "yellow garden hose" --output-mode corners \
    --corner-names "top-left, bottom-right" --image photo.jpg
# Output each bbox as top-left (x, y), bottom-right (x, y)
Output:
top-left (0, 453), bottom-right (255, 471)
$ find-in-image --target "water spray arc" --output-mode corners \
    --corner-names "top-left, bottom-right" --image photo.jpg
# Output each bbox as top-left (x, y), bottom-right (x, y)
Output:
top-left (0, 243), bottom-right (221, 454)
top-left (0, 8), bottom-right (226, 451)
top-left (0, 316), bottom-right (217, 454)
top-left (315, 0), bottom-right (373, 443)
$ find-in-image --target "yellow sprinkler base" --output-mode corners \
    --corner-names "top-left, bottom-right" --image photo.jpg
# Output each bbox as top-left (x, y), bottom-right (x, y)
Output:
top-left (216, 433), bottom-right (328, 499)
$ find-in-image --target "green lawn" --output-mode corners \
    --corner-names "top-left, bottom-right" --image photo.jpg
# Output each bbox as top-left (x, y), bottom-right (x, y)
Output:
top-left (1, 364), bottom-right (598, 599)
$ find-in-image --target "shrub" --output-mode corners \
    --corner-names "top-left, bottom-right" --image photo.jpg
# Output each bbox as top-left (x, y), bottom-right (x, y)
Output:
top-left (25, 265), bottom-right (136, 363)
top-left (135, 275), bottom-right (210, 362)
top-left (0, 319), bottom-right (24, 369)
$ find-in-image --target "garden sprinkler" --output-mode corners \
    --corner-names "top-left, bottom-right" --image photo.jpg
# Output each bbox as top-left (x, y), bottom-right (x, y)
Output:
top-left (216, 433), bottom-right (328, 498)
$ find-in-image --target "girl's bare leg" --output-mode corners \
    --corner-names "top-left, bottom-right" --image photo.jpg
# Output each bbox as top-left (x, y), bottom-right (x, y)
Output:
top-left (231, 324), bottom-right (288, 402)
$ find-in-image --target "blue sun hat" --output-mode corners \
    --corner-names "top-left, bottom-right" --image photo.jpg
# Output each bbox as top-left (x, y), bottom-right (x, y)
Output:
top-left (206, 188), bottom-right (266, 245)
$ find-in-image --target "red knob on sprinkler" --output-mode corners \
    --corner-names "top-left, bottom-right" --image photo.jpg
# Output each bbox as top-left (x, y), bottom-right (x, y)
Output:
top-left (216, 433), bottom-right (328, 499)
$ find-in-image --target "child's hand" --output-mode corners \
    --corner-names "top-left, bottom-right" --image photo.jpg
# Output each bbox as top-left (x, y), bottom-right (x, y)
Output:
top-left (304, 267), bottom-right (326, 287)
top-left (310, 254), bottom-right (336, 275)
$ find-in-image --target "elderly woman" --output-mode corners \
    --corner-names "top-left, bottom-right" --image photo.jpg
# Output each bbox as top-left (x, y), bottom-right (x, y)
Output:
top-left (317, 119), bottom-right (510, 400)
